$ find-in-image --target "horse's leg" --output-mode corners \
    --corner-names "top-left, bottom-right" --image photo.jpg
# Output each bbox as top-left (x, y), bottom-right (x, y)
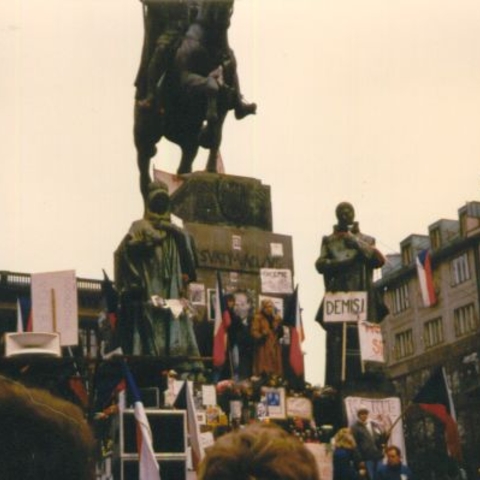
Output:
top-left (177, 143), bottom-right (199, 175)
top-left (137, 149), bottom-right (154, 202)
top-left (205, 113), bottom-right (227, 173)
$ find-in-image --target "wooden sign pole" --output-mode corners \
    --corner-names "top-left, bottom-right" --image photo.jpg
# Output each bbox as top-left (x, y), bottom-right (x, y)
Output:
top-left (51, 288), bottom-right (57, 333)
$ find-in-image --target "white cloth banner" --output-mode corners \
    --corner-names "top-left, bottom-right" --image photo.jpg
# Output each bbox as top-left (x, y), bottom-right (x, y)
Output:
top-left (345, 396), bottom-right (406, 463)
top-left (358, 320), bottom-right (385, 363)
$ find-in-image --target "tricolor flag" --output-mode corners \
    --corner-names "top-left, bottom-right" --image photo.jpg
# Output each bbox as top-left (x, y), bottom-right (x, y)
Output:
top-left (212, 271), bottom-right (231, 368)
top-left (284, 285), bottom-right (305, 377)
top-left (174, 380), bottom-right (205, 470)
top-left (123, 364), bottom-right (161, 480)
top-left (416, 249), bottom-right (437, 307)
top-left (413, 367), bottom-right (462, 461)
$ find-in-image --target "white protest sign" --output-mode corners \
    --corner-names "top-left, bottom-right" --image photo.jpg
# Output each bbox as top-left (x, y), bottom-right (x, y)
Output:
top-left (323, 291), bottom-right (367, 322)
top-left (358, 320), bottom-right (385, 363)
top-left (260, 268), bottom-right (293, 294)
top-left (31, 270), bottom-right (78, 346)
top-left (345, 396), bottom-right (406, 462)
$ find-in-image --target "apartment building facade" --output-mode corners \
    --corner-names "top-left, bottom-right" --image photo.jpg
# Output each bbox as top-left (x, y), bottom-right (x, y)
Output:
top-left (376, 202), bottom-right (480, 479)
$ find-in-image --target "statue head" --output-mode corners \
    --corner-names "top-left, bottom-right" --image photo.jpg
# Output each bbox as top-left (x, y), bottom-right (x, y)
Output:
top-left (146, 181), bottom-right (171, 221)
top-left (335, 202), bottom-right (355, 229)
top-left (197, 0), bottom-right (234, 30)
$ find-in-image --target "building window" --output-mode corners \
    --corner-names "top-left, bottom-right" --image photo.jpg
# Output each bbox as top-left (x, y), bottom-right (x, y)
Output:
top-left (392, 283), bottom-right (410, 314)
top-left (423, 317), bottom-right (444, 349)
top-left (450, 253), bottom-right (470, 286)
top-left (402, 245), bottom-right (413, 266)
top-left (430, 228), bottom-right (442, 250)
top-left (394, 329), bottom-right (414, 360)
top-left (454, 303), bottom-right (477, 337)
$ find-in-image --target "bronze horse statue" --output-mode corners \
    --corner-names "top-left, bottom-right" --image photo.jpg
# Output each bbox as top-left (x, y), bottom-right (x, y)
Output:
top-left (134, 0), bottom-right (256, 200)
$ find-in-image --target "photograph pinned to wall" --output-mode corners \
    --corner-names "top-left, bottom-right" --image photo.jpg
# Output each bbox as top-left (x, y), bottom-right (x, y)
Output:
top-left (258, 294), bottom-right (284, 317)
top-left (270, 242), bottom-right (284, 257)
top-left (262, 387), bottom-right (286, 419)
top-left (260, 268), bottom-right (293, 294)
top-left (188, 282), bottom-right (206, 305)
top-left (232, 234), bottom-right (242, 251)
top-left (233, 289), bottom-right (256, 321)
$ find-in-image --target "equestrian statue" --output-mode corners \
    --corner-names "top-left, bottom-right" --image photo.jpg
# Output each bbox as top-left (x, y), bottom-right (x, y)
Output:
top-left (134, 0), bottom-right (256, 201)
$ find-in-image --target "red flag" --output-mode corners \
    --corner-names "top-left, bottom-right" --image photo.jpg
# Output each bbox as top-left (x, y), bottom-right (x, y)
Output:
top-left (414, 367), bottom-right (462, 461)
top-left (286, 286), bottom-right (304, 376)
top-left (212, 271), bottom-right (231, 368)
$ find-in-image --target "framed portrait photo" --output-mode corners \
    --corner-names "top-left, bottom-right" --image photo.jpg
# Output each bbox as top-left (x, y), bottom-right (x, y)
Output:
top-left (262, 387), bottom-right (286, 419)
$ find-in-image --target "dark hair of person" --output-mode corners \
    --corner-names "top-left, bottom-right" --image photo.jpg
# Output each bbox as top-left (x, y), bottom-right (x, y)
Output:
top-left (0, 376), bottom-right (96, 480)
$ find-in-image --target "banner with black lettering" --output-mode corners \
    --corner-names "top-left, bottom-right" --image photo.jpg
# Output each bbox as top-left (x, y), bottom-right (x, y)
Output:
top-left (358, 320), bottom-right (385, 363)
top-left (323, 291), bottom-right (367, 322)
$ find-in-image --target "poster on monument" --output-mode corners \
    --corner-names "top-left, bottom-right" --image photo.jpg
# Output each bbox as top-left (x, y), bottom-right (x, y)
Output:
top-left (188, 282), bottom-right (206, 305)
top-left (31, 270), bottom-right (78, 346)
top-left (323, 291), bottom-right (367, 322)
top-left (260, 268), bottom-right (293, 294)
top-left (258, 294), bottom-right (284, 316)
top-left (344, 396), bottom-right (406, 461)
top-left (358, 320), bottom-right (385, 363)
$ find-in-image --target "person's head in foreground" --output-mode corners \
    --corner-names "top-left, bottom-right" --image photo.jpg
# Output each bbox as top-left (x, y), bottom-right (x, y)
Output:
top-left (0, 377), bottom-right (96, 480)
top-left (197, 422), bottom-right (320, 480)
top-left (385, 445), bottom-right (402, 467)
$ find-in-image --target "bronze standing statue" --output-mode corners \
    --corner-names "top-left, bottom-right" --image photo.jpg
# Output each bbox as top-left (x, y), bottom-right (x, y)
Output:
top-left (134, 0), bottom-right (256, 201)
top-left (114, 181), bottom-right (203, 371)
top-left (315, 202), bottom-right (388, 387)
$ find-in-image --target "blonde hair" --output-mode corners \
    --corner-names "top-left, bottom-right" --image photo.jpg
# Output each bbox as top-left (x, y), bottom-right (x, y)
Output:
top-left (334, 427), bottom-right (357, 450)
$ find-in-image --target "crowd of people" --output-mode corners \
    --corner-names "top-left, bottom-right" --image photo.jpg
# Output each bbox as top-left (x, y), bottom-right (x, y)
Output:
top-left (332, 408), bottom-right (413, 480)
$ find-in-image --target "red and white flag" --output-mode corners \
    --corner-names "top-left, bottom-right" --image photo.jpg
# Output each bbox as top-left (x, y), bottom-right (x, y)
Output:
top-left (416, 249), bottom-right (436, 307)
top-left (124, 364), bottom-right (161, 480)
top-left (212, 271), bottom-right (231, 368)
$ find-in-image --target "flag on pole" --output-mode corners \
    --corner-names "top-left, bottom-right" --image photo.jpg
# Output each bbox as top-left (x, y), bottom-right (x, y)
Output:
top-left (284, 285), bottom-right (304, 376)
top-left (212, 271), bottom-right (231, 368)
top-left (174, 380), bottom-right (205, 470)
top-left (416, 249), bottom-right (437, 307)
top-left (123, 364), bottom-right (161, 480)
top-left (16, 296), bottom-right (32, 332)
top-left (413, 367), bottom-right (462, 461)
top-left (101, 270), bottom-right (119, 331)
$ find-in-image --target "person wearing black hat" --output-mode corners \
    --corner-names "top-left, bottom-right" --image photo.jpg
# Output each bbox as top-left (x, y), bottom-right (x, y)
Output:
top-left (351, 407), bottom-right (386, 480)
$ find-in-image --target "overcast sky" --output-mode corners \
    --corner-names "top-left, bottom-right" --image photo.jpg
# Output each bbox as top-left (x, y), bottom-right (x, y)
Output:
top-left (2, 0), bottom-right (480, 385)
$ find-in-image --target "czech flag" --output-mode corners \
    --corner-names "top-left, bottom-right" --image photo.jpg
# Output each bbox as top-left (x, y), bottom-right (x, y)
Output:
top-left (416, 249), bottom-right (437, 307)
top-left (123, 364), bottom-right (160, 480)
top-left (212, 271), bottom-right (231, 368)
top-left (414, 367), bottom-right (462, 461)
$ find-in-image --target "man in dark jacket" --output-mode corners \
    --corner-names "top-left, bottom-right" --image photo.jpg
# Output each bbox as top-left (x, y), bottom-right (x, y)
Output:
top-left (351, 408), bottom-right (386, 480)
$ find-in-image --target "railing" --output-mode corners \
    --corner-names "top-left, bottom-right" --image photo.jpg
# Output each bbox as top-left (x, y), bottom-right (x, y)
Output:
top-left (0, 270), bottom-right (103, 292)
